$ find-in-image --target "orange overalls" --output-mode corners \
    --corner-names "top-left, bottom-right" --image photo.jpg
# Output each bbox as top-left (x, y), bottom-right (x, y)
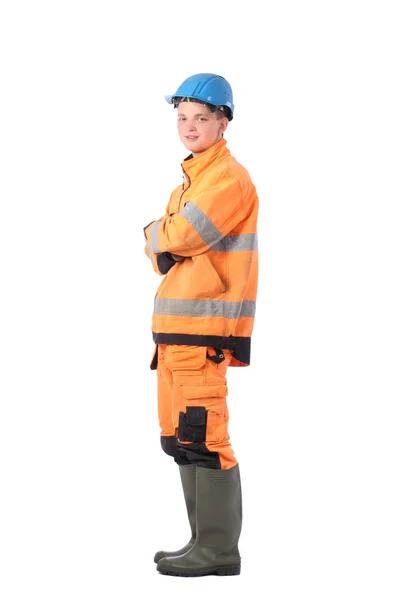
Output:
top-left (153, 343), bottom-right (236, 470)
top-left (144, 138), bottom-right (259, 469)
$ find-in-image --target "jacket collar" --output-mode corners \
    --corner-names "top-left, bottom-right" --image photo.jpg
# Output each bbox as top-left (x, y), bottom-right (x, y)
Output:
top-left (181, 138), bottom-right (230, 180)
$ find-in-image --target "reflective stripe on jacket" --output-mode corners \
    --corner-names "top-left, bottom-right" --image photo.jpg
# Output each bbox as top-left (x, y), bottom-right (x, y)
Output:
top-left (144, 138), bottom-right (259, 367)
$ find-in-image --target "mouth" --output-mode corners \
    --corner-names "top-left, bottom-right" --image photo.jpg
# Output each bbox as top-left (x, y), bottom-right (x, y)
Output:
top-left (186, 135), bottom-right (199, 141)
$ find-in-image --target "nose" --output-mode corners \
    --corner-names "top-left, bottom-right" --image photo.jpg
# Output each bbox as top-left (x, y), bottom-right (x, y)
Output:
top-left (187, 120), bottom-right (197, 131)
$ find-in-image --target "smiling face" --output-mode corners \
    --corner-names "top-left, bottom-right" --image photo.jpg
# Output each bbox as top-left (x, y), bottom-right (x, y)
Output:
top-left (177, 101), bottom-right (229, 156)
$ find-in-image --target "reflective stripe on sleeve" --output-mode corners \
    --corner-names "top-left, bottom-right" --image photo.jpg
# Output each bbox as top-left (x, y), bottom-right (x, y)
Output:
top-left (180, 202), bottom-right (223, 248)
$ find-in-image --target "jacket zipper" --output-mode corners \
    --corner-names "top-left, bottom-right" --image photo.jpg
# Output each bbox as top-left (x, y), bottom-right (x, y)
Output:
top-left (178, 166), bottom-right (191, 213)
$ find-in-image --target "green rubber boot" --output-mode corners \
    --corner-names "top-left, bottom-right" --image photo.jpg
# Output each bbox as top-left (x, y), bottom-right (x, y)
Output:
top-left (157, 464), bottom-right (242, 576)
top-left (153, 464), bottom-right (197, 563)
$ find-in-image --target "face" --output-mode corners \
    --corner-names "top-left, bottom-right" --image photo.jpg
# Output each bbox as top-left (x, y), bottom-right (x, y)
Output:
top-left (177, 101), bottom-right (228, 156)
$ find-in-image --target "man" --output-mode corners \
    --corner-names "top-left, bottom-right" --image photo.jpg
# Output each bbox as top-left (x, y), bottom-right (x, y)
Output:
top-left (143, 73), bottom-right (259, 576)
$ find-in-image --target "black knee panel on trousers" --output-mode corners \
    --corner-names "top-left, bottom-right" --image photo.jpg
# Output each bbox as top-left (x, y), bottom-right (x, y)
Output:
top-left (177, 441), bottom-right (221, 469)
top-left (160, 435), bottom-right (178, 457)
top-left (160, 435), bottom-right (191, 465)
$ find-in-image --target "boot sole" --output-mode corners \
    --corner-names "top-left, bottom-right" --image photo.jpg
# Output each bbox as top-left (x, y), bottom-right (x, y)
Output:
top-left (157, 564), bottom-right (240, 577)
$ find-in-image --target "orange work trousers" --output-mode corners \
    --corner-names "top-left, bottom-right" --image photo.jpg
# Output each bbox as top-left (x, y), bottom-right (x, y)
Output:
top-left (152, 344), bottom-right (238, 470)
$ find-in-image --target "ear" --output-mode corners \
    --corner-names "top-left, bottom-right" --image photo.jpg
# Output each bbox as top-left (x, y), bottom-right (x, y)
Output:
top-left (218, 117), bottom-right (229, 134)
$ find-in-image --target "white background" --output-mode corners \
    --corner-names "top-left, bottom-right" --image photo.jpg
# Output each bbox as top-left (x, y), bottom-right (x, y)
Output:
top-left (1, 1), bottom-right (399, 598)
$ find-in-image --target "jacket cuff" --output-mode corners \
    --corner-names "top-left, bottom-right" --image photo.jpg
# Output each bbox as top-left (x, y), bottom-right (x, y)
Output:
top-left (157, 252), bottom-right (176, 275)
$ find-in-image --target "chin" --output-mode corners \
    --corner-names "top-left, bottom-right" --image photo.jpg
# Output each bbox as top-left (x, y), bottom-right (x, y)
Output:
top-left (185, 143), bottom-right (203, 153)
top-left (183, 140), bottom-right (209, 153)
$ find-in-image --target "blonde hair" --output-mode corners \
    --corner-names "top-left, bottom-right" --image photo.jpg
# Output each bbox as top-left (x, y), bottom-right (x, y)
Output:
top-left (174, 97), bottom-right (229, 121)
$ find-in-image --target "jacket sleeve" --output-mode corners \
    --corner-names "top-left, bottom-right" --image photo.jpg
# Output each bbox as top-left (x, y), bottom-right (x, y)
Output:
top-left (143, 175), bottom-right (249, 257)
top-left (144, 215), bottom-right (178, 276)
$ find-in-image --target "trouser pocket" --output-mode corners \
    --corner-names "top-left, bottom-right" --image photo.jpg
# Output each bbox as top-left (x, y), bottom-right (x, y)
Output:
top-left (179, 384), bottom-right (229, 443)
top-left (165, 345), bottom-right (208, 372)
top-left (178, 406), bottom-right (207, 442)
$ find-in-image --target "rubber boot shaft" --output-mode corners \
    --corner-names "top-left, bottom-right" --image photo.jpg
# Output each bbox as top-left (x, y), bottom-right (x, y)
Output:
top-left (154, 464), bottom-right (197, 563)
top-left (157, 464), bottom-right (242, 576)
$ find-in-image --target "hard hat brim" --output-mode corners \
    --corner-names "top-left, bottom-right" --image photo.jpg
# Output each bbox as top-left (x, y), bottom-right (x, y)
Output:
top-left (165, 95), bottom-right (174, 104)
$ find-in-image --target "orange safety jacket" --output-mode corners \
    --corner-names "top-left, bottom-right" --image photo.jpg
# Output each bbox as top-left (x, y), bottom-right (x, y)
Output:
top-left (144, 137), bottom-right (259, 367)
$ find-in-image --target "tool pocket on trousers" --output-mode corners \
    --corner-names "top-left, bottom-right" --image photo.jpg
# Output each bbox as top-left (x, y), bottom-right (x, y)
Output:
top-left (181, 384), bottom-right (229, 443)
top-left (164, 345), bottom-right (207, 372)
top-left (178, 406), bottom-right (207, 442)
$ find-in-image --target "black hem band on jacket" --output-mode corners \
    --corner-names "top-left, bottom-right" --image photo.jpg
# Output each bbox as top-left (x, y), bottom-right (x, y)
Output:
top-left (151, 332), bottom-right (251, 367)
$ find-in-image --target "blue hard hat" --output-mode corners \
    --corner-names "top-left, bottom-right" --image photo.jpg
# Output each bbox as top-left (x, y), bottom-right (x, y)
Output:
top-left (165, 73), bottom-right (234, 120)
